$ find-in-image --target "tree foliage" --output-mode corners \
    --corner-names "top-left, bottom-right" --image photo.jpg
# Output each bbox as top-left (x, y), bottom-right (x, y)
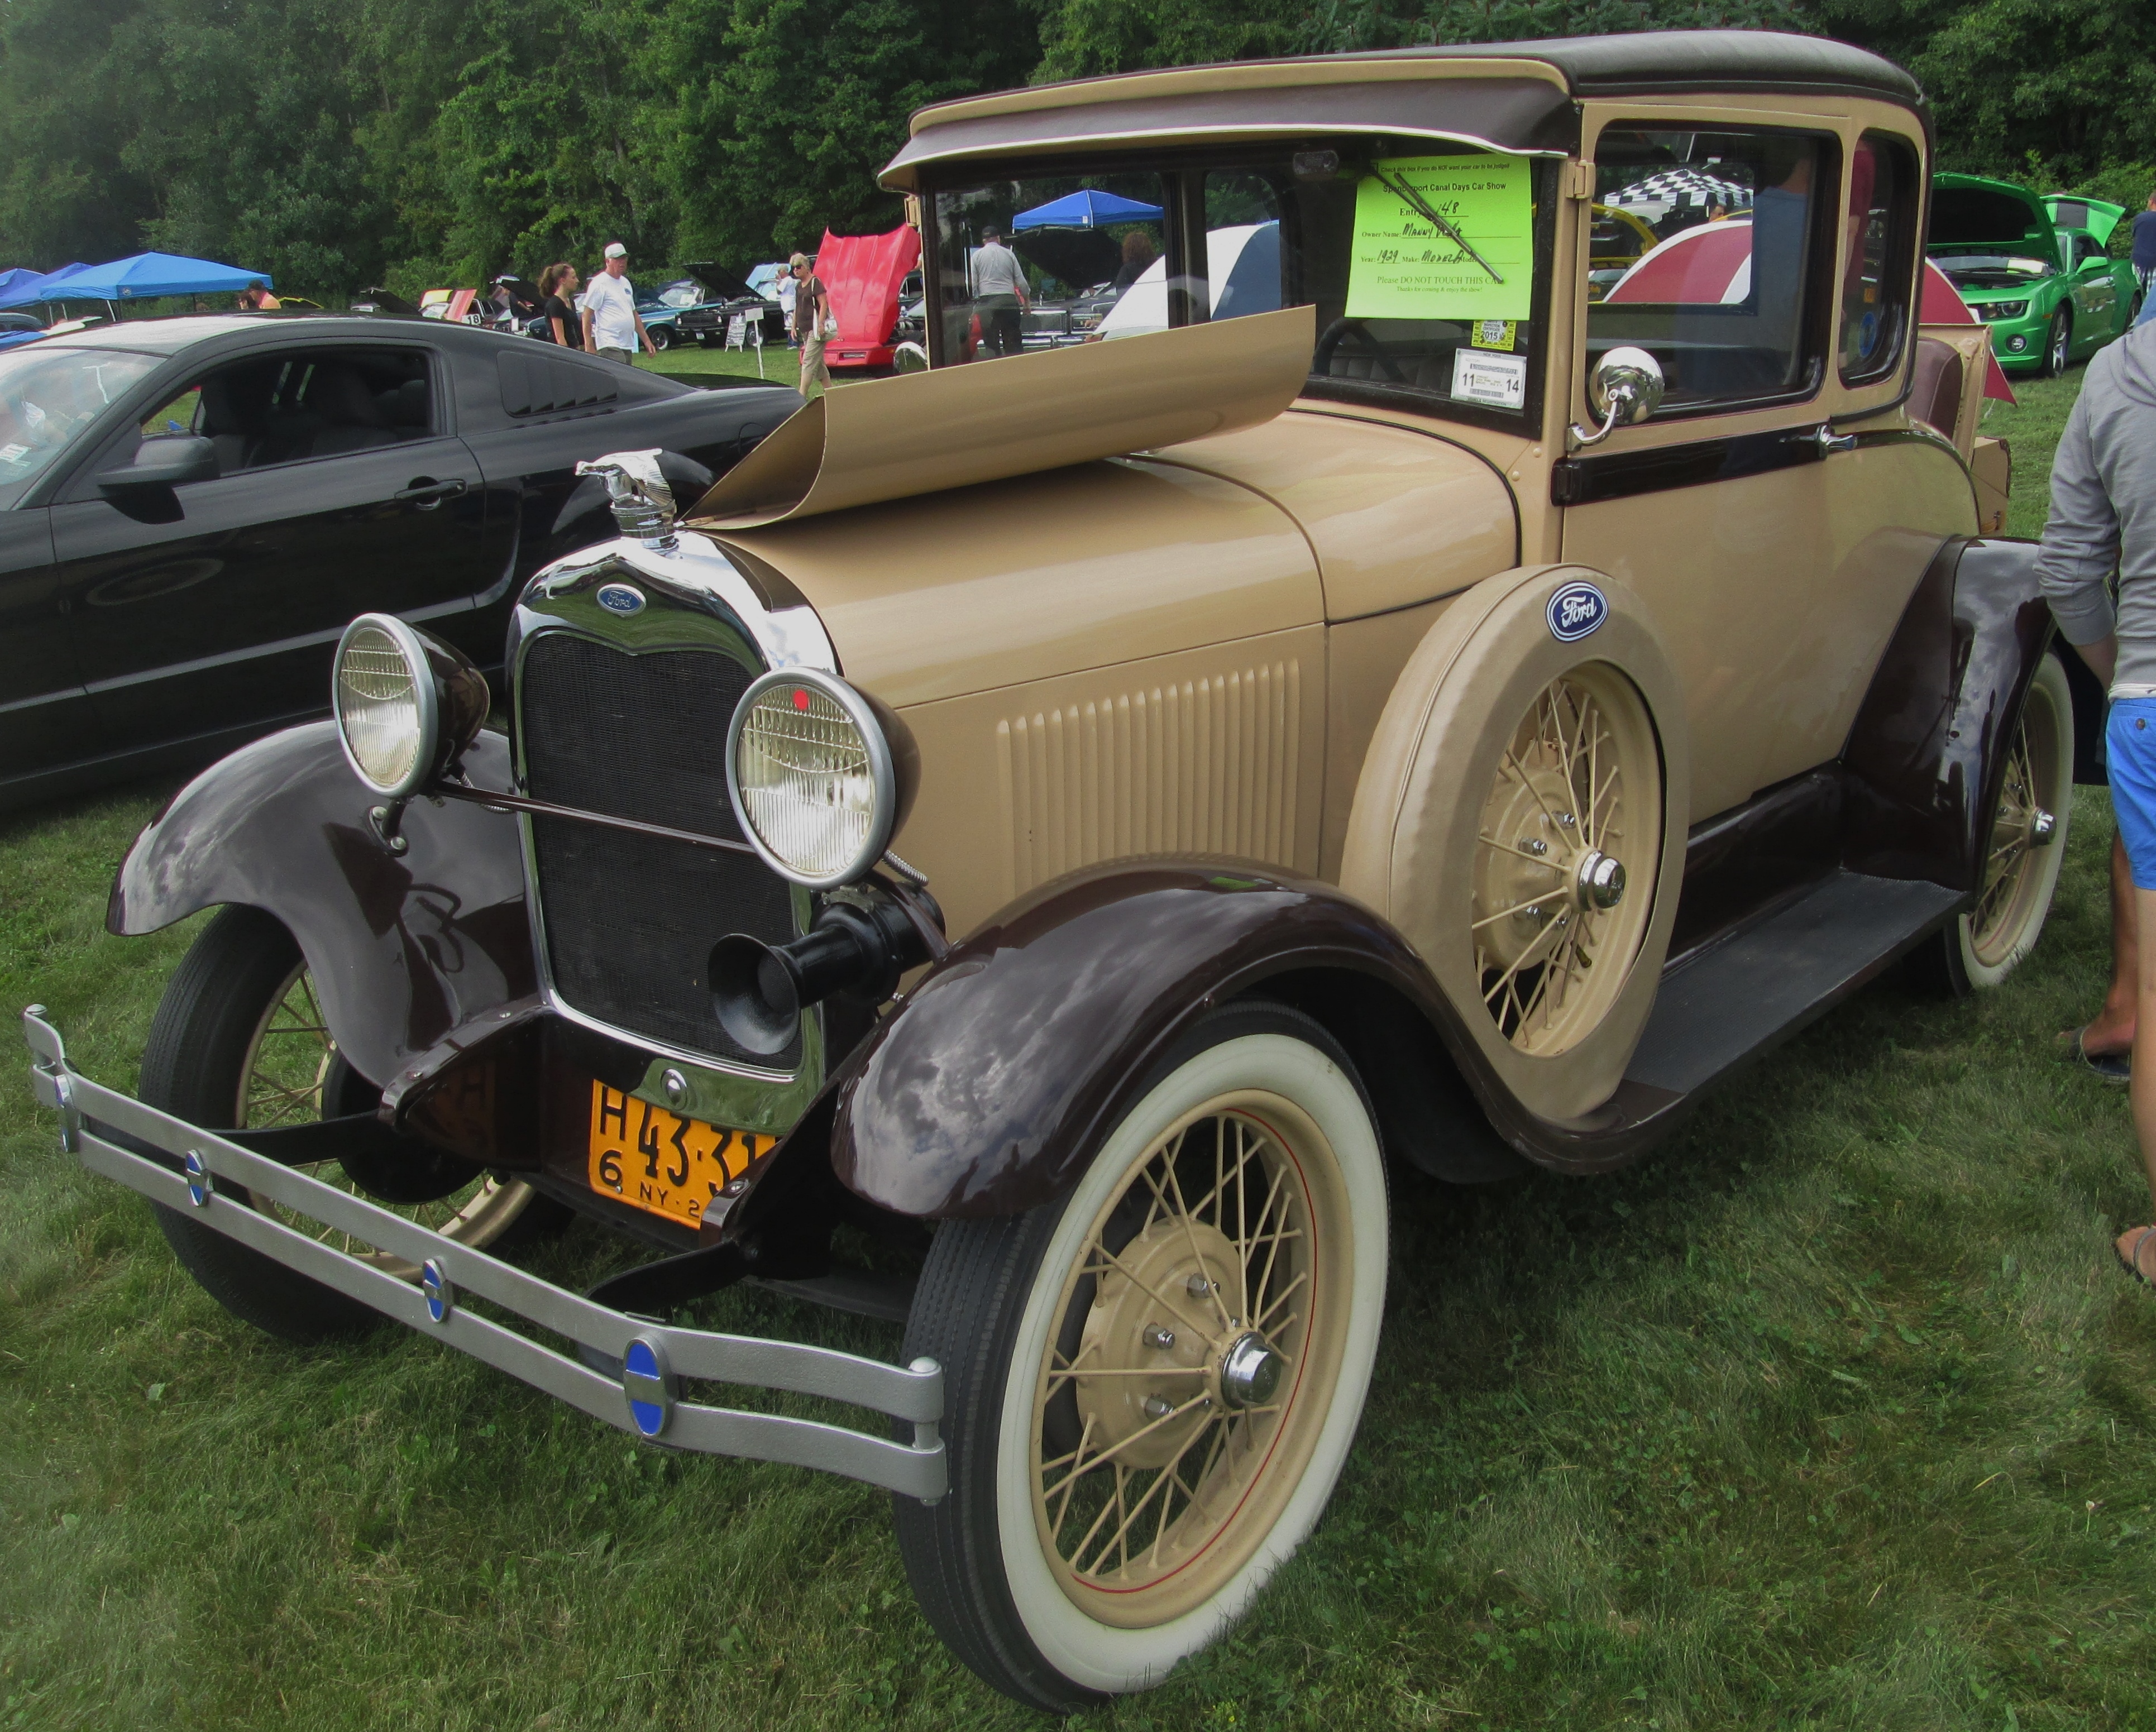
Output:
top-left (1, 0), bottom-right (2149, 297)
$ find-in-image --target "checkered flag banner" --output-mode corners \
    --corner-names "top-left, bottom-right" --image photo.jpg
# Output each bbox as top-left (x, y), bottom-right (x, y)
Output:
top-left (1605, 167), bottom-right (1755, 222)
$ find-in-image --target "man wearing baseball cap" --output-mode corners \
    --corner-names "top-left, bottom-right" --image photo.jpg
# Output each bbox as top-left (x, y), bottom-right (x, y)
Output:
top-left (581, 242), bottom-right (657, 363)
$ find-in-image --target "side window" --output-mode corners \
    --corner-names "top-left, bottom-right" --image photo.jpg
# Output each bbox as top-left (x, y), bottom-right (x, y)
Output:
top-left (139, 386), bottom-right (202, 440)
top-left (1589, 128), bottom-right (1829, 412)
top-left (188, 348), bottom-right (437, 472)
top-left (1840, 132), bottom-right (1919, 385)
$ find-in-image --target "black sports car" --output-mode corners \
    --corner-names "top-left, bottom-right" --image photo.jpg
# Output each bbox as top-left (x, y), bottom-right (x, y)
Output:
top-left (0, 315), bottom-right (798, 807)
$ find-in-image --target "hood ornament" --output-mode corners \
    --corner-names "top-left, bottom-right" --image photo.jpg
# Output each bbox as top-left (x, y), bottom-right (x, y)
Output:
top-left (576, 449), bottom-right (677, 549)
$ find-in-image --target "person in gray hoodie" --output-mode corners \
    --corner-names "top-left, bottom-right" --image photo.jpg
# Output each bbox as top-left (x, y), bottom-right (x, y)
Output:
top-left (2039, 318), bottom-right (2156, 1284)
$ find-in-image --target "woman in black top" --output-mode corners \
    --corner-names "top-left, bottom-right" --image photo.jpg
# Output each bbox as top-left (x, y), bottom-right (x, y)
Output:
top-left (538, 262), bottom-right (582, 348)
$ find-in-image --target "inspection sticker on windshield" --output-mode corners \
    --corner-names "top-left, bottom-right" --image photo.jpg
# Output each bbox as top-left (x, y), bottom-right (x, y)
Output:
top-left (1469, 319), bottom-right (1518, 352)
top-left (1346, 154), bottom-right (1534, 322)
top-left (1452, 350), bottom-right (1527, 410)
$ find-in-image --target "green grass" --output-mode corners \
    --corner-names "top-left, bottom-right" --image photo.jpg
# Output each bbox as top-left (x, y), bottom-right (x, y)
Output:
top-left (1978, 369), bottom-right (2080, 540)
top-left (636, 343), bottom-right (796, 386)
top-left (5, 366), bottom-right (2154, 1730)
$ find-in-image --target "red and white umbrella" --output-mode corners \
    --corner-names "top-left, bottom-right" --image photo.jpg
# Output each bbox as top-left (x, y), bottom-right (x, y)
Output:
top-left (1604, 224), bottom-right (2015, 404)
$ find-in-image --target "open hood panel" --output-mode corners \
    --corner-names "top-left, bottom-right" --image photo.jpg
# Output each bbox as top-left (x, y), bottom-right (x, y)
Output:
top-left (686, 306), bottom-right (1314, 528)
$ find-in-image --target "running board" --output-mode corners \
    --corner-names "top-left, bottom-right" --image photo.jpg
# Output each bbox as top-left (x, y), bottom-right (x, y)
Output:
top-left (1626, 870), bottom-right (1964, 1099)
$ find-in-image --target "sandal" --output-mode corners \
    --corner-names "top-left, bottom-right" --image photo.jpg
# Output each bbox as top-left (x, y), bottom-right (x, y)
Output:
top-left (2118, 1227), bottom-right (2156, 1288)
top-left (2059, 1025), bottom-right (2133, 1086)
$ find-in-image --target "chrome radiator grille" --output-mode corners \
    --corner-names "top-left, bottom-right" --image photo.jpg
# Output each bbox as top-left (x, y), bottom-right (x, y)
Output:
top-left (518, 632), bottom-right (800, 1066)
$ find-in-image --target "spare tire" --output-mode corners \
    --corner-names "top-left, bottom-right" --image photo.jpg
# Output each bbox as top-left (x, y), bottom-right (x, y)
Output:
top-left (1341, 564), bottom-right (1689, 1123)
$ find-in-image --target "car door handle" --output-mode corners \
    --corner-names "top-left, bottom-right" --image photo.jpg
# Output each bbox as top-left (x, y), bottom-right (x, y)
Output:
top-left (1792, 423), bottom-right (1857, 459)
top-left (395, 478), bottom-right (468, 509)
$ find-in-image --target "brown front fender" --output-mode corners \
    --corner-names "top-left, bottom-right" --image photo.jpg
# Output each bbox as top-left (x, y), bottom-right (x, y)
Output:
top-left (107, 722), bottom-right (534, 1089)
top-left (828, 861), bottom-right (1534, 1221)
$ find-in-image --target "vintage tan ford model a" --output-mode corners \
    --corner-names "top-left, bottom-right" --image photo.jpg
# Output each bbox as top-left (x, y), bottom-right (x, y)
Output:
top-left (26, 30), bottom-right (2084, 1711)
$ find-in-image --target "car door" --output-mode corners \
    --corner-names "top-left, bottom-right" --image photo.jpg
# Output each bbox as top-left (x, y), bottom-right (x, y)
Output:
top-left (50, 342), bottom-right (490, 759)
top-left (1559, 122), bottom-right (1840, 822)
top-left (0, 504), bottom-right (103, 792)
top-left (2068, 234), bottom-right (2119, 344)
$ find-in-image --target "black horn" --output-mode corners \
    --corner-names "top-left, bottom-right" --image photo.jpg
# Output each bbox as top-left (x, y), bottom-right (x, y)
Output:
top-left (710, 891), bottom-right (933, 1056)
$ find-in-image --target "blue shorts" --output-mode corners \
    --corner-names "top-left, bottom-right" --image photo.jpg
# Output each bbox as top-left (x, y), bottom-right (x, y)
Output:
top-left (2108, 697), bottom-right (2156, 888)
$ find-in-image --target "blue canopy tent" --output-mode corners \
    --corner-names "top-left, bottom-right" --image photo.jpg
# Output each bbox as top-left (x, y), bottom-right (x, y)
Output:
top-left (1012, 190), bottom-right (1164, 231)
top-left (0, 262), bottom-right (88, 309)
top-left (0, 267), bottom-right (41, 301)
top-left (21, 252), bottom-right (271, 303)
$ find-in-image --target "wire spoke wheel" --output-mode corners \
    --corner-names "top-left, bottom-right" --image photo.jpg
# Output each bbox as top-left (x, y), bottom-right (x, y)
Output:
top-left (1471, 664), bottom-right (1659, 1056)
top-left (894, 1006), bottom-right (1385, 1709)
top-left (1031, 1098), bottom-right (1330, 1618)
top-left (235, 960), bottom-right (534, 1279)
top-left (1963, 654), bottom-right (2070, 979)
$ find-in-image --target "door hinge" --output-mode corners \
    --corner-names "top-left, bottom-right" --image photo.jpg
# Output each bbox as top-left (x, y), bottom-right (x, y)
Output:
top-left (1550, 459), bottom-right (1589, 505)
top-left (1562, 160), bottom-right (1595, 201)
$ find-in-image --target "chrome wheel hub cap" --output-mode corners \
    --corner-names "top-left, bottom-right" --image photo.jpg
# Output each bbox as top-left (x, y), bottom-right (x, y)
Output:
top-left (1575, 849), bottom-right (1626, 911)
top-left (1218, 1331), bottom-right (1283, 1409)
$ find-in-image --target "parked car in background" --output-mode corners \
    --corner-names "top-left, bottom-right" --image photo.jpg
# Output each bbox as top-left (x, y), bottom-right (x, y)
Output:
top-left (1587, 202), bottom-right (1662, 300)
top-left (672, 269), bottom-right (787, 348)
top-left (32, 28), bottom-right (2087, 1716)
top-left (0, 310), bottom-right (46, 353)
top-left (635, 274), bottom-right (730, 351)
top-left (418, 288), bottom-right (481, 323)
top-left (349, 287), bottom-right (422, 316)
top-left (1927, 173), bottom-right (2138, 375)
top-left (0, 314), bottom-right (797, 806)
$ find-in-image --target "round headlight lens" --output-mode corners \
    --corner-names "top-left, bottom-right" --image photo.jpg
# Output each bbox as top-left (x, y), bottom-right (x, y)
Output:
top-left (727, 669), bottom-right (895, 888)
top-left (333, 614), bottom-right (439, 798)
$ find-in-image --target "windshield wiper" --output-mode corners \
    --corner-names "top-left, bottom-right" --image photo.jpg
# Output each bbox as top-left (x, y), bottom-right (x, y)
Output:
top-left (1370, 166), bottom-right (1505, 285)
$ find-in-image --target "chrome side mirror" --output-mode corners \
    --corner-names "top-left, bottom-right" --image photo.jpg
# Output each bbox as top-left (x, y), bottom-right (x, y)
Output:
top-left (1569, 347), bottom-right (1665, 449)
top-left (576, 449), bottom-right (677, 549)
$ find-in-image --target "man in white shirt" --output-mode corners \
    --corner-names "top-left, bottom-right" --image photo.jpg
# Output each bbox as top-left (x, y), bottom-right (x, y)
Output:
top-left (777, 269), bottom-right (798, 348)
top-left (581, 242), bottom-right (657, 363)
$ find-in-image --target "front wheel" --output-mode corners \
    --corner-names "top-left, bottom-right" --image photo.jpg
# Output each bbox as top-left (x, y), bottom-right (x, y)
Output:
top-left (141, 905), bottom-right (554, 1342)
top-left (647, 323), bottom-right (673, 351)
top-left (1913, 651), bottom-right (2074, 996)
top-left (895, 1002), bottom-right (1388, 1711)
top-left (2040, 308), bottom-right (2072, 378)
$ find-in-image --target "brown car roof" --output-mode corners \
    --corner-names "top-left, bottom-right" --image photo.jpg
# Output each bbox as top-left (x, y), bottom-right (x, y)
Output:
top-left (882, 30), bottom-right (1923, 190)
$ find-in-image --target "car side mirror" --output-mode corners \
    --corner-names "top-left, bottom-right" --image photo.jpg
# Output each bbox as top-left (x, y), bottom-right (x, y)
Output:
top-left (99, 434), bottom-right (219, 496)
top-left (1570, 346), bottom-right (1665, 449)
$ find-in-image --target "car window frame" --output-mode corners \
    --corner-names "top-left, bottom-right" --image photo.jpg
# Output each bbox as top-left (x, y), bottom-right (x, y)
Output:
top-left (1838, 129), bottom-right (1923, 390)
top-left (50, 335), bottom-right (457, 505)
top-left (1578, 119), bottom-right (1844, 427)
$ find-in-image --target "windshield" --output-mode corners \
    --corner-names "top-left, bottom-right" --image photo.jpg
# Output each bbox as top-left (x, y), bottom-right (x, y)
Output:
top-left (0, 345), bottom-right (162, 509)
top-left (925, 143), bottom-right (1554, 429)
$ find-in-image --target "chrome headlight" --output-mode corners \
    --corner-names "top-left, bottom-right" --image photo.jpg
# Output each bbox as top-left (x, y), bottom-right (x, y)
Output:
top-left (726, 668), bottom-right (896, 889)
top-left (332, 613), bottom-right (487, 798)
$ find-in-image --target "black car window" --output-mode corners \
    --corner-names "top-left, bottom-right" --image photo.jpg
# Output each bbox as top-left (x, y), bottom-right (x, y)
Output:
top-left (145, 347), bottom-right (439, 475)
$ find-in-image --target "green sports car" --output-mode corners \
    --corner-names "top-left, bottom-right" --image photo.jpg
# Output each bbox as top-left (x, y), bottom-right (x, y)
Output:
top-left (1928, 174), bottom-right (2141, 376)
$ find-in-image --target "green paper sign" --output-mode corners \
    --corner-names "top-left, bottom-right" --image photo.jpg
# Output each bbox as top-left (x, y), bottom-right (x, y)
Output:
top-left (1346, 155), bottom-right (1534, 322)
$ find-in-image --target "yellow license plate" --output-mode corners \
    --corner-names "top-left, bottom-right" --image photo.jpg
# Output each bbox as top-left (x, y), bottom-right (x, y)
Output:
top-left (586, 1082), bottom-right (774, 1229)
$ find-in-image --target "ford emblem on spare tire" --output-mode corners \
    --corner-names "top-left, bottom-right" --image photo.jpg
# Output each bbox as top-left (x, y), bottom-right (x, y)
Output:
top-left (595, 582), bottom-right (646, 616)
top-left (1546, 580), bottom-right (1608, 643)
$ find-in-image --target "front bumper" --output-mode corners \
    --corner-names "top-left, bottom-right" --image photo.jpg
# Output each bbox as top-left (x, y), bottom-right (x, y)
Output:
top-left (22, 1009), bottom-right (945, 1503)
top-left (1970, 308), bottom-right (2048, 370)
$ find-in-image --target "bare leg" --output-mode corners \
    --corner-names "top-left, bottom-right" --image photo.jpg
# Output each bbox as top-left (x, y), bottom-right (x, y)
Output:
top-left (2079, 833), bottom-right (2138, 1056)
top-left (2116, 883), bottom-right (2156, 1279)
